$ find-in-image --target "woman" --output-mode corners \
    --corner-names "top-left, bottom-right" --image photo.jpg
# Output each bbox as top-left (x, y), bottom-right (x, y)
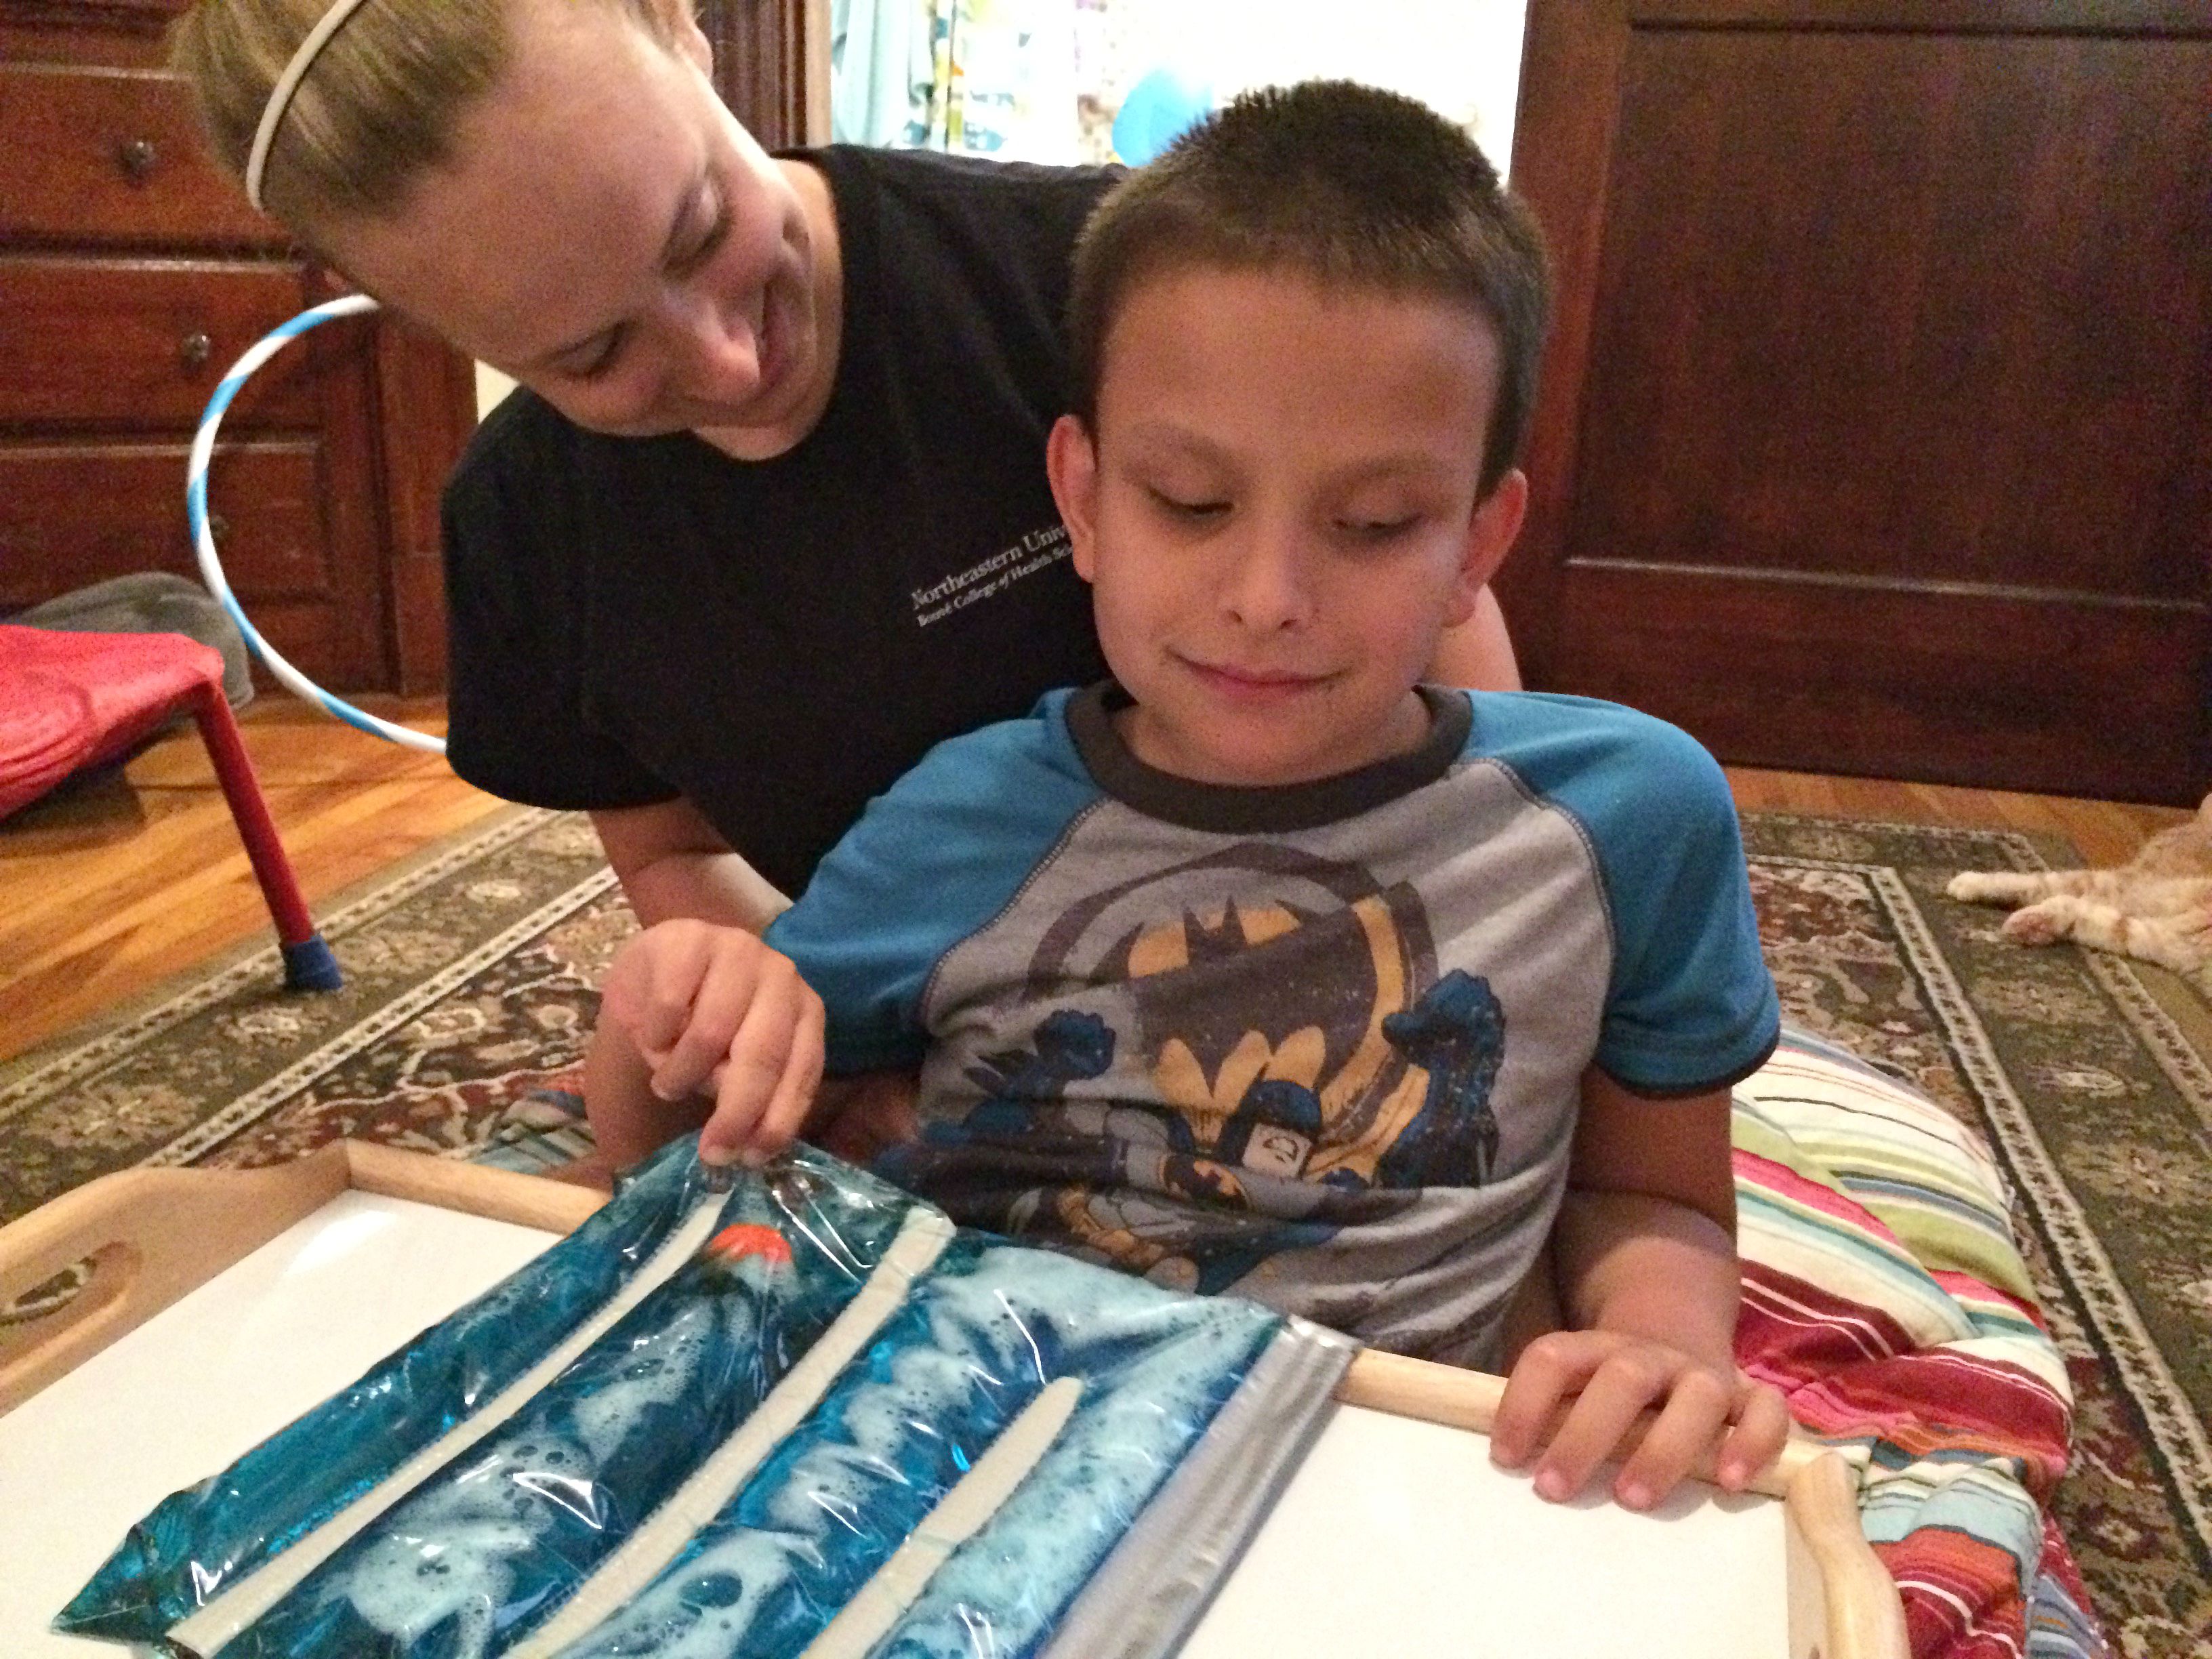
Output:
top-left (174, 0), bottom-right (1523, 1165)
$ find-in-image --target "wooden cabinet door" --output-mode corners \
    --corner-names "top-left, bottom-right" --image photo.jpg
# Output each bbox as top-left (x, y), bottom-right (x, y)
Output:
top-left (0, 0), bottom-right (477, 696)
top-left (1503, 1), bottom-right (2212, 805)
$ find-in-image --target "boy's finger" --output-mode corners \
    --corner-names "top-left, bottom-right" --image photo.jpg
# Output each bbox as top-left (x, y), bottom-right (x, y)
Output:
top-left (598, 946), bottom-right (646, 1025)
top-left (700, 967), bottom-right (812, 1164)
top-left (1611, 1368), bottom-right (1734, 1509)
top-left (1715, 1385), bottom-right (1795, 1491)
top-left (629, 940), bottom-right (713, 1059)
top-left (743, 1003), bottom-right (827, 1163)
top-left (651, 947), bottom-right (758, 1101)
top-left (1531, 1358), bottom-right (1671, 1501)
top-left (1490, 1332), bottom-right (1601, 1469)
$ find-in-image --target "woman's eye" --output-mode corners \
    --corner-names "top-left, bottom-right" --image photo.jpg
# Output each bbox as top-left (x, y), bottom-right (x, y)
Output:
top-left (569, 329), bottom-right (626, 382)
top-left (671, 190), bottom-right (733, 277)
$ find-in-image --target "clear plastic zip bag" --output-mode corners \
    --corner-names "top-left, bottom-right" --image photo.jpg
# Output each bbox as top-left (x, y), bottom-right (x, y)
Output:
top-left (58, 1139), bottom-right (1354, 1658)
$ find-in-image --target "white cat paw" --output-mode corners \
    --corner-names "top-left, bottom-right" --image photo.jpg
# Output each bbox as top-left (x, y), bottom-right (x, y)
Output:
top-left (2002, 907), bottom-right (2064, 946)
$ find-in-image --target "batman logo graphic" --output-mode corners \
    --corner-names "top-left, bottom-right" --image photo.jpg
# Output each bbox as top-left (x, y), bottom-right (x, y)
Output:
top-left (883, 841), bottom-right (1507, 1296)
top-left (1019, 842), bottom-right (1505, 1189)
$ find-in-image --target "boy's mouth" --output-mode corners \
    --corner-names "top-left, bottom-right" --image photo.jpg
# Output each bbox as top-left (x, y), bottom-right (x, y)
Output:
top-left (1181, 657), bottom-right (1331, 699)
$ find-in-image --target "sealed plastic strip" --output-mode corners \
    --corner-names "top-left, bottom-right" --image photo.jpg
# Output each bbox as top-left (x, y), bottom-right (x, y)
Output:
top-left (170, 1191), bottom-right (731, 1656)
top-left (798, 1376), bottom-right (1085, 1659)
top-left (1039, 1316), bottom-right (1360, 1659)
top-left (516, 1208), bottom-right (958, 1657)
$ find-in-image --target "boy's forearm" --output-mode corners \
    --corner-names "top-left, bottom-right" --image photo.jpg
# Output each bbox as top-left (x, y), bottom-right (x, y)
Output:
top-left (1551, 1188), bottom-right (1742, 1372)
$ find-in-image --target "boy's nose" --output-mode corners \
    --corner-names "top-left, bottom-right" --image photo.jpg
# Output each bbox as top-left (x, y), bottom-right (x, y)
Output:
top-left (1220, 524), bottom-right (1316, 632)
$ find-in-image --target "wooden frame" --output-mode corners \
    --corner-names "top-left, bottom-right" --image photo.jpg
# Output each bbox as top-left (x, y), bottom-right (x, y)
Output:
top-left (699, 0), bottom-right (832, 149)
top-left (0, 1146), bottom-right (1908, 1658)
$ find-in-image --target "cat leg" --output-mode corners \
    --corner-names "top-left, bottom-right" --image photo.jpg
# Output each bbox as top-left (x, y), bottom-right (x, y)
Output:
top-left (1999, 896), bottom-right (2078, 945)
top-left (2027, 898), bottom-right (2211, 974)
top-left (1949, 869), bottom-right (2064, 907)
top-left (2114, 915), bottom-right (2212, 976)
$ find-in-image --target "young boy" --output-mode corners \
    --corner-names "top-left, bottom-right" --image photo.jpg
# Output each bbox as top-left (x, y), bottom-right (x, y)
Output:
top-left (595, 81), bottom-right (1790, 1513)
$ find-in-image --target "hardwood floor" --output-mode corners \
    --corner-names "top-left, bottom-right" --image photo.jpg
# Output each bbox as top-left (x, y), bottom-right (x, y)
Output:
top-left (0, 697), bottom-right (2195, 1066)
top-left (0, 700), bottom-right (502, 1064)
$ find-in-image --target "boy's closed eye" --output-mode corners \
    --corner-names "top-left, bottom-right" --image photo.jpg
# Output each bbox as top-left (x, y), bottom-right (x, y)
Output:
top-left (1146, 486), bottom-right (1232, 523)
top-left (1335, 514), bottom-right (1421, 544)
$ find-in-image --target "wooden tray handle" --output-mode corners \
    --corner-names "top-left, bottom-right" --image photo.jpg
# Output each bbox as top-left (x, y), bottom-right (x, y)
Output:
top-left (1338, 1347), bottom-right (1829, 1500)
top-left (0, 1144), bottom-right (354, 1415)
top-left (1785, 1450), bottom-right (1912, 1659)
top-left (0, 1143), bottom-right (607, 1416)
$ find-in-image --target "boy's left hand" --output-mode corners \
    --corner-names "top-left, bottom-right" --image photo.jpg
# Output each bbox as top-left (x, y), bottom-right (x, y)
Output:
top-left (1489, 1329), bottom-right (1790, 1511)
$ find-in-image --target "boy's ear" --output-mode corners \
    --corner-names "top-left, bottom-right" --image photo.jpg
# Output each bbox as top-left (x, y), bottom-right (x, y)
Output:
top-left (1046, 414), bottom-right (1102, 582)
top-left (1445, 466), bottom-right (1529, 626)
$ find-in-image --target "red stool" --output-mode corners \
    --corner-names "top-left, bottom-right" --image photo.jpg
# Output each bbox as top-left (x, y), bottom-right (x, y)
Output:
top-left (0, 626), bottom-right (341, 991)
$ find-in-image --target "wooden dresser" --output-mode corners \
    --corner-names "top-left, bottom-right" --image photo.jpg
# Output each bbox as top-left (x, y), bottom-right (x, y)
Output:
top-left (0, 0), bottom-right (475, 693)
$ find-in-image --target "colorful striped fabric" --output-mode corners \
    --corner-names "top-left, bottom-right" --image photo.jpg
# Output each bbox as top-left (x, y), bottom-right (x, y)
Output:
top-left (1735, 1031), bottom-right (2109, 1659)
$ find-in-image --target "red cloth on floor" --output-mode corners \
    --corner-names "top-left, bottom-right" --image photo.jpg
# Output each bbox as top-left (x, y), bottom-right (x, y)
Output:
top-left (0, 626), bottom-right (224, 820)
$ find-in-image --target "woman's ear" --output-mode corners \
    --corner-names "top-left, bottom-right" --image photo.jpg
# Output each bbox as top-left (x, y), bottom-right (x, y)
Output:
top-left (664, 0), bottom-right (714, 75)
top-left (1046, 414), bottom-right (1103, 582)
top-left (1444, 466), bottom-right (1529, 627)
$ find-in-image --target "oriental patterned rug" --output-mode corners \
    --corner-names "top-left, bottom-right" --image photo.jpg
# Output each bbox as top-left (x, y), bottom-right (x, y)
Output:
top-left (1, 804), bottom-right (2207, 1653)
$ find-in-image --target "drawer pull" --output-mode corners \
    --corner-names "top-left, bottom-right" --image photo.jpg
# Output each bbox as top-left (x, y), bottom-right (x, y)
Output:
top-left (208, 512), bottom-right (231, 544)
top-left (117, 138), bottom-right (159, 182)
top-left (180, 331), bottom-right (213, 371)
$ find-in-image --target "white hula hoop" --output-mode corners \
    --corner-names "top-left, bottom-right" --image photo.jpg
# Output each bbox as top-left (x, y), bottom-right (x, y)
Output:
top-left (188, 293), bottom-right (449, 754)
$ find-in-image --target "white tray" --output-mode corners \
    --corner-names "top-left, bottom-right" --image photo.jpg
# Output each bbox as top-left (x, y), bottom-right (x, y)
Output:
top-left (0, 1143), bottom-right (1906, 1658)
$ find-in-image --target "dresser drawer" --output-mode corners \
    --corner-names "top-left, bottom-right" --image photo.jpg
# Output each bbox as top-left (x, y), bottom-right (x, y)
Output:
top-left (0, 256), bottom-right (335, 430)
top-left (0, 438), bottom-right (334, 606)
top-left (0, 64), bottom-right (284, 249)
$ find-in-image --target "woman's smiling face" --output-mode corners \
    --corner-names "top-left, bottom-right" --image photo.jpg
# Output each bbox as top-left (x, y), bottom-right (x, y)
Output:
top-left (323, 0), bottom-right (838, 454)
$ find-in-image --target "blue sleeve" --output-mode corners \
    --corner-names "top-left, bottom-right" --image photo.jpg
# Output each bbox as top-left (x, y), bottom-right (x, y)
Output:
top-left (1473, 694), bottom-right (1780, 1096)
top-left (765, 692), bottom-right (1104, 1074)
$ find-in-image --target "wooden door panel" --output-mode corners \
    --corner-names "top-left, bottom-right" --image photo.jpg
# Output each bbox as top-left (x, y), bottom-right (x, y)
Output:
top-left (1555, 567), bottom-right (2203, 804)
top-left (1506, 1), bottom-right (2212, 804)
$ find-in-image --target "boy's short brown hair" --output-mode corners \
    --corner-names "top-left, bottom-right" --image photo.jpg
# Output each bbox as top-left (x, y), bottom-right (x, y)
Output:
top-left (1069, 80), bottom-right (1553, 496)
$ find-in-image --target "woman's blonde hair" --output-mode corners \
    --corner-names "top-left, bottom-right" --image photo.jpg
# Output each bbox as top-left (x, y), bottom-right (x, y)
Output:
top-left (169, 0), bottom-right (693, 227)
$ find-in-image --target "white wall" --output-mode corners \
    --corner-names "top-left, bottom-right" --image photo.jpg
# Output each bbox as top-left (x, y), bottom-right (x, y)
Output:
top-left (1078, 0), bottom-right (1525, 173)
top-left (475, 363), bottom-right (516, 420)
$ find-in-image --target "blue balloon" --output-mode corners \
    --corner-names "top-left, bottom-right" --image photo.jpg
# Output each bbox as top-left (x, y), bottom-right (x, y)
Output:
top-left (1113, 67), bottom-right (1213, 165)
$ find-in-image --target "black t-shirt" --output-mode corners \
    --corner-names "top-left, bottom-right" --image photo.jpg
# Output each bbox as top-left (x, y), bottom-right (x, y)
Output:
top-left (442, 146), bottom-right (1115, 898)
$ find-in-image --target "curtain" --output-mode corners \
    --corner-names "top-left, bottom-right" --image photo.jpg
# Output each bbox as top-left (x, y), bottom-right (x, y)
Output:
top-left (832, 0), bottom-right (1079, 163)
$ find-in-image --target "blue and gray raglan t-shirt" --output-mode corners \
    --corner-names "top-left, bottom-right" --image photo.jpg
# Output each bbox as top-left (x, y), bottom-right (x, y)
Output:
top-left (766, 683), bottom-right (1779, 1368)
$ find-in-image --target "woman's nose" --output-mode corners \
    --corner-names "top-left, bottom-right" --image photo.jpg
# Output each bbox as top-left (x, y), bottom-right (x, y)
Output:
top-left (664, 284), bottom-right (762, 402)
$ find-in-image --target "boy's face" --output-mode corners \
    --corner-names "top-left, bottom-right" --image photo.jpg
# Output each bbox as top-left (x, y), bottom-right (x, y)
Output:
top-left (1048, 265), bottom-right (1526, 788)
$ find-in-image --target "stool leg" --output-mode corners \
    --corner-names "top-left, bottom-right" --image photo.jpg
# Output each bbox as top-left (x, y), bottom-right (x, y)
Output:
top-left (188, 683), bottom-right (343, 992)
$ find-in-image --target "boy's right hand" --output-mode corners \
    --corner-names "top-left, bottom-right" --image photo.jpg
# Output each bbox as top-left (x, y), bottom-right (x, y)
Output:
top-left (599, 919), bottom-right (825, 1168)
